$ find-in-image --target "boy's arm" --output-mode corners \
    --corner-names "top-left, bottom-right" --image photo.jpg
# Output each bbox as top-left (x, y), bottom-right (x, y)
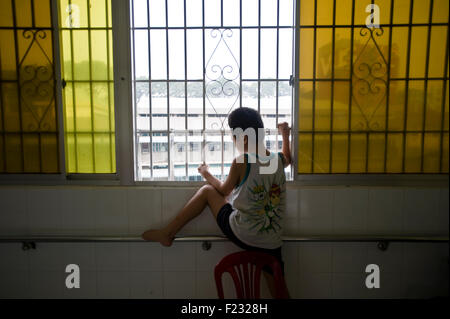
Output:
top-left (198, 159), bottom-right (243, 196)
top-left (278, 122), bottom-right (292, 167)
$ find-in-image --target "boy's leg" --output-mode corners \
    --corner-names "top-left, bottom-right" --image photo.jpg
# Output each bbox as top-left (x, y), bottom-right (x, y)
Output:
top-left (142, 184), bottom-right (227, 246)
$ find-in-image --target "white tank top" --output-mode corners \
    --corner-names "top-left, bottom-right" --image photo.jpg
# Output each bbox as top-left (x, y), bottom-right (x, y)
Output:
top-left (228, 152), bottom-right (286, 249)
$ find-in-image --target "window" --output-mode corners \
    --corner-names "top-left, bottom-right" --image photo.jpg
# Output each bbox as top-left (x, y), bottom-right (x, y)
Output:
top-left (0, 0), bottom-right (59, 173)
top-left (59, 0), bottom-right (116, 173)
top-left (297, 0), bottom-right (449, 174)
top-left (130, 0), bottom-right (295, 181)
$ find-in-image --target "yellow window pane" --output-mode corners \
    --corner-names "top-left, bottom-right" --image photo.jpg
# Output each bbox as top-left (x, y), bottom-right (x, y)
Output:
top-left (94, 133), bottom-right (113, 173)
top-left (367, 133), bottom-right (385, 172)
top-left (349, 133), bottom-right (366, 173)
top-left (91, 30), bottom-right (109, 81)
top-left (74, 83), bottom-right (92, 132)
top-left (374, 0), bottom-right (392, 25)
top-left (313, 133), bottom-right (330, 173)
top-left (386, 133), bottom-right (403, 172)
top-left (404, 133), bottom-right (422, 172)
top-left (299, 29), bottom-right (314, 79)
top-left (0, 30), bottom-right (17, 81)
top-left (60, 30), bottom-right (73, 80)
top-left (299, 0), bottom-right (314, 25)
top-left (65, 133), bottom-right (77, 172)
top-left (393, 0), bottom-right (411, 24)
top-left (5, 134), bottom-right (22, 172)
top-left (423, 133), bottom-right (441, 172)
top-left (334, 28), bottom-right (351, 78)
top-left (41, 133), bottom-right (59, 173)
top-left (425, 80), bottom-right (444, 131)
top-left (332, 81), bottom-right (350, 131)
top-left (298, 133), bottom-right (312, 173)
top-left (335, 0), bottom-right (352, 25)
top-left (15, 0), bottom-right (32, 27)
top-left (412, 0), bottom-right (431, 24)
top-left (331, 133), bottom-right (348, 173)
top-left (316, 0), bottom-right (334, 25)
top-left (353, 0), bottom-right (367, 26)
top-left (314, 81), bottom-right (331, 131)
top-left (299, 81), bottom-right (313, 131)
top-left (23, 134), bottom-right (40, 172)
top-left (90, 0), bottom-right (107, 28)
top-left (316, 28), bottom-right (332, 79)
top-left (406, 80), bottom-right (425, 131)
top-left (388, 80), bottom-right (406, 131)
top-left (432, 0), bottom-right (449, 23)
top-left (409, 27), bottom-right (428, 78)
top-left (0, 0), bottom-right (13, 27)
top-left (441, 133), bottom-right (449, 172)
top-left (428, 26), bottom-right (448, 78)
top-left (93, 83), bottom-right (111, 131)
top-left (76, 133), bottom-right (94, 173)
top-left (72, 30), bottom-right (90, 81)
top-left (390, 27), bottom-right (408, 78)
top-left (34, 0), bottom-right (52, 28)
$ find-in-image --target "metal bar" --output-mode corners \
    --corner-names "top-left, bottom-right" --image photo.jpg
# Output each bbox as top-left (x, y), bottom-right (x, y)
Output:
top-left (311, 0), bottom-right (317, 173)
top-left (147, 0), bottom-right (153, 179)
top-left (420, 0), bottom-right (434, 172)
top-left (87, 0), bottom-right (96, 172)
top-left (257, 0), bottom-right (261, 113)
top-left (401, 1), bottom-right (414, 173)
top-left (11, 0), bottom-right (25, 172)
top-left (383, 0), bottom-right (395, 173)
top-left (165, 0), bottom-right (171, 179)
top-left (275, 0), bottom-right (279, 126)
top-left (293, 0), bottom-right (299, 178)
top-left (329, 0), bottom-right (336, 173)
top-left (0, 235), bottom-right (447, 243)
top-left (201, 0), bottom-right (206, 163)
top-left (239, 0), bottom-right (242, 108)
top-left (0, 18), bottom-right (6, 172)
top-left (131, 0), bottom-right (139, 180)
top-left (439, 19), bottom-right (450, 172)
top-left (366, 0), bottom-right (375, 173)
top-left (347, 0), bottom-right (355, 173)
top-left (106, 0), bottom-right (113, 173)
top-left (184, 0), bottom-right (188, 180)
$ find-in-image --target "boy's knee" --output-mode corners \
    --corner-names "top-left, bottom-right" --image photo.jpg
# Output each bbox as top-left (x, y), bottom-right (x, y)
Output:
top-left (199, 184), bottom-right (215, 196)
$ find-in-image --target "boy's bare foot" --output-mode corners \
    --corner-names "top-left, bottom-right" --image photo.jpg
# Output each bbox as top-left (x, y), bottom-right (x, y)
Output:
top-left (141, 229), bottom-right (174, 247)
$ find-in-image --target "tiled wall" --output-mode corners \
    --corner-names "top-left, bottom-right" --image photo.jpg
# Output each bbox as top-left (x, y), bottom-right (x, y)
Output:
top-left (0, 186), bottom-right (448, 298)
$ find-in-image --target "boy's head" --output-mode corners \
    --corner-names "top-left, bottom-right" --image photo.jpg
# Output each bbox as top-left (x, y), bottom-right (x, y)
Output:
top-left (228, 107), bottom-right (265, 153)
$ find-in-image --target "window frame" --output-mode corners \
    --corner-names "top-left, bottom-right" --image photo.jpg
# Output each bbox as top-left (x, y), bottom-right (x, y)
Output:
top-left (0, 0), bottom-right (448, 187)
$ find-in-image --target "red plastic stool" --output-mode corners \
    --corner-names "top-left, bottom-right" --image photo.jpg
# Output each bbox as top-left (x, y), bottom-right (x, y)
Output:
top-left (214, 251), bottom-right (287, 299)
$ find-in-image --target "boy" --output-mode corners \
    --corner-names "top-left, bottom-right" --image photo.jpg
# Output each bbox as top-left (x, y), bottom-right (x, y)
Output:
top-left (142, 107), bottom-right (292, 298)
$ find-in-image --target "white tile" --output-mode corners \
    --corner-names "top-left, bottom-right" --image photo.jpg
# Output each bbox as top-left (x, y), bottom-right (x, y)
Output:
top-left (0, 243), bottom-right (28, 271)
top-left (29, 243), bottom-right (67, 271)
top-left (333, 188), bottom-right (368, 234)
top-left (298, 217), bottom-right (333, 235)
top-left (0, 270), bottom-right (30, 298)
top-left (366, 242), bottom-right (403, 274)
top-left (299, 189), bottom-right (334, 219)
top-left (282, 243), bottom-right (299, 298)
top-left (95, 243), bottom-right (129, 271)
top-left (193, 206), bottom-right (223, 235)
top-left (161, 188), bottom-right (198, 235)
top-left (92, 188), bottom-right (128, 235)
top-left (163, 271), bottom-right (196, 298)
top-left (195, 271), bottom-right (218, 299)
top-left (365, 272), bottom-right (405, 299)
top-left (332, 243), bottom-right (369, 273)
top-left (60, 188), bottom-right (96, 235)
top-left (402, 271), bottom-right (446, 299)
top-left (62, 243), bottom-right (96, 271)
top-left (127, 188), bottom-right (162, 235)
top-left (62, 270), bottom-right (97, 299)
top-left (130, 271), bottom-right (163, 298)
top-left (367, 189), bottom-right (404, 234)
top-left (438, 188), bottom-right (449, 234)
top-left (282, 217), bottom-right (298, 236)
top-left (285, 189), bottom-right (299, 219)
top-left (29, 271), bottom-right (65, 299)
top-left (298, 273), bottom-right (332, 299)
top-left (402, 242), bottom-right (449, 274)
top-left (0, 188), bottom-right (28, 235)
top-left (298, 242), bottom-right (333, 273)
top-left (403, 188), bottom-right (440, 234)
top-left (162, 243), bottom-right (195, 271)
top-left (195, 241), bottom-right (241, 272)
top-left (129, 243), bottom-right (163, 271)
top-left (332, 273), bottom-right (368, 299)
top-left (27, 188), bottom-right (63, 235)
top-left (97, 271), bottom-right (130, 298)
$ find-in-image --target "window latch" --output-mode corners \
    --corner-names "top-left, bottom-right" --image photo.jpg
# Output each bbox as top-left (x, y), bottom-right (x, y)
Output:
top-left (62, 79), bottom-right (67, 89)
top-left (289, 75), bottom-right (295, 87)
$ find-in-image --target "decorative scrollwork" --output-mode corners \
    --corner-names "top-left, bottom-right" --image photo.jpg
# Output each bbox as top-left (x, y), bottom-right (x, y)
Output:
top-left (352, 27), bottom-right (388, 131)
top-left (205, 28), bottom-right (240, 130)
top-left (18, 29), bottom-right (55, 132)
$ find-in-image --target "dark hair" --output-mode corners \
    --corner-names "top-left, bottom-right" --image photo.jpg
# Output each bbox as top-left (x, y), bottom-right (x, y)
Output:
top-left (228, 107), bottom-right (264, 140)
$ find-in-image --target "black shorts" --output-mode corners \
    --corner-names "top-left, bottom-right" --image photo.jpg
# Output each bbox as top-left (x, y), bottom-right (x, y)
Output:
top-left (216, 203), bottom-right (285, 276)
